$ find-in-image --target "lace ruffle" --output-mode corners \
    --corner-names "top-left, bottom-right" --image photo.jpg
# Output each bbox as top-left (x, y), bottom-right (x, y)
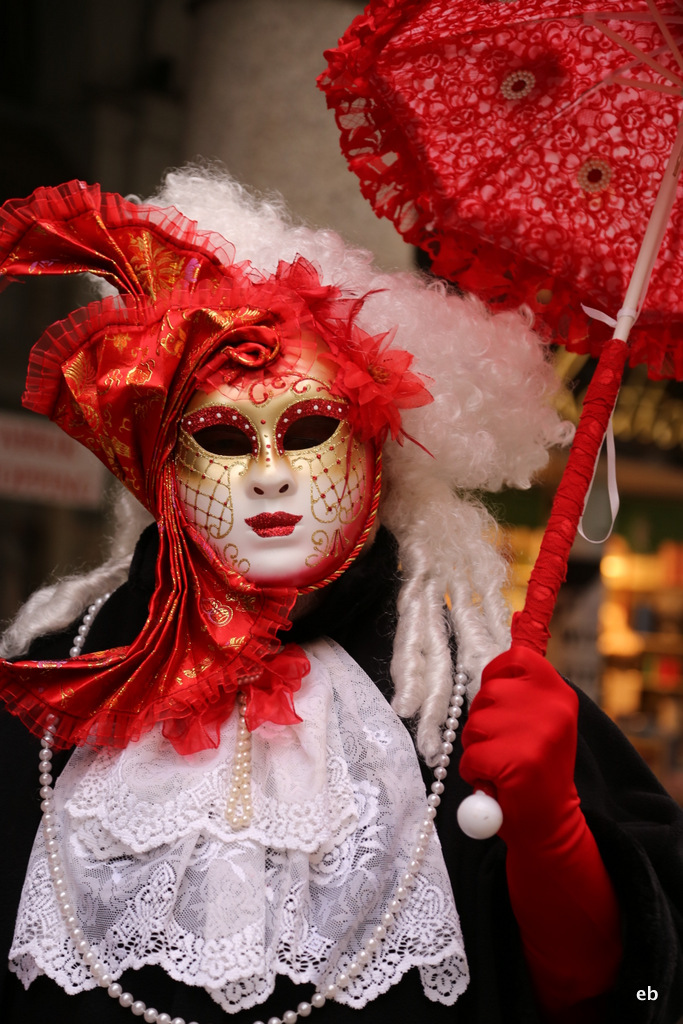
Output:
top-left (10, 639), bottom-right (469, 1013)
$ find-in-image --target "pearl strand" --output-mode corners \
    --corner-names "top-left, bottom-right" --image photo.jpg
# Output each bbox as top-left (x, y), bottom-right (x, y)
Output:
top-left (48, 603), bottom-right (468, 1024)
top-left (225, 692), bottom-right (253, 828)
top-left (69, 593), bottom-right (112, 658)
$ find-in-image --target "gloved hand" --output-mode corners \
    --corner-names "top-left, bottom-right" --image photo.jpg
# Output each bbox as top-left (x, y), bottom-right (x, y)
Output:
top-left (460, 643), bottom-right (581, 848)
top-left (460, 645), bottom-right (622, 1019)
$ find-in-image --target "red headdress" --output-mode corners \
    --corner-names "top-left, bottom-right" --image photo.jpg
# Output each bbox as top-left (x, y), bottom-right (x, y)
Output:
top-left (0, 181), bottom-right (431, 754)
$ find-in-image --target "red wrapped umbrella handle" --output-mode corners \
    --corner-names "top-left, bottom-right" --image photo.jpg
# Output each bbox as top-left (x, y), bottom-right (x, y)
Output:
top-left (511, 336), bottom-right (628, 653)
top-left (456, 337), bottom-right (627, 841)
top-left (512, 114), bottom-right (683, 650)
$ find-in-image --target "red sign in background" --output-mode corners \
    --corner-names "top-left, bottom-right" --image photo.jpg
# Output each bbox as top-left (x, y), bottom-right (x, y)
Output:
top-left (0, 412), bottom-right (106, 509)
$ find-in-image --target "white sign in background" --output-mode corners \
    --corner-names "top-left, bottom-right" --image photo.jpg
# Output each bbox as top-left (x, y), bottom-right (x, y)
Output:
top-left (0, 410), bottom-right (107, 509)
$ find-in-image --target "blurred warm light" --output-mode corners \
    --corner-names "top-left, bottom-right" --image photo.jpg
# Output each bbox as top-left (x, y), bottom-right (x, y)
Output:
top-left (601, 554), bottom-right (629, 582)
top-left (602, 668), bottom-right (643, 718)
top-left (598, 630), bottom-right (645, 658)
top-left (598, 599), bottom-right (645, 657)
top-left (600, 545), bottom-right (664, 592)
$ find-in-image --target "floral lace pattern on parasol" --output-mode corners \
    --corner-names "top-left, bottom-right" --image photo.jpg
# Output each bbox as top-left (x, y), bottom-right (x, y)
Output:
top-left (320, 0), bottom-right (683, 378)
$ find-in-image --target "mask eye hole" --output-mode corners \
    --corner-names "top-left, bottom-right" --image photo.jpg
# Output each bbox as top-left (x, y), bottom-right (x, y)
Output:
top-left (192, 424), bottom-right (254, 457)
top-left (181, 407), bottom-right (258, 457)
top-left (276, 399), bottom-right (348, 453)
top-left (282, 414), bottom-right (340, 451)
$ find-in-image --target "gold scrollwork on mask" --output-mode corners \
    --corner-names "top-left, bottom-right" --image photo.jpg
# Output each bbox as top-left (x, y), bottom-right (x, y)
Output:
top-left (220, 543), bottom-right (250, 577)
top-left (175, 428), bottom-right (243, 541)
top-left (305, 527), bottom-right (345, 567)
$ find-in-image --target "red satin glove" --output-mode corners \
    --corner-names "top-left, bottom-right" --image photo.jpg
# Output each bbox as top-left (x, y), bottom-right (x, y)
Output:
top-left (460, 644), bottom-right (581, 846)
top-left (460, 645), bottom-right (622, 1019)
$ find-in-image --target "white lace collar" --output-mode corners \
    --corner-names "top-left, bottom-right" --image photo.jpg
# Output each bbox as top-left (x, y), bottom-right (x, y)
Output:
top-left (10, 638), bottom-right (469, 1014)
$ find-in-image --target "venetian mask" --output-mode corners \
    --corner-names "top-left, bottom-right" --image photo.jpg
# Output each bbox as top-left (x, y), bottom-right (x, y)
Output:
top-left (174, 335), bottom-right (378, 589)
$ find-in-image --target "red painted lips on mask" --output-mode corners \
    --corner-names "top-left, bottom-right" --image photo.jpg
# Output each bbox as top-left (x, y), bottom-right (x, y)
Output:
top-left (245, 512), bottom-right (303, 537)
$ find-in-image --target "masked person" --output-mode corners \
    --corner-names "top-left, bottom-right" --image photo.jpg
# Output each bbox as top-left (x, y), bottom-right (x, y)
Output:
top-left (0, 169), bottom-right (681, 1024)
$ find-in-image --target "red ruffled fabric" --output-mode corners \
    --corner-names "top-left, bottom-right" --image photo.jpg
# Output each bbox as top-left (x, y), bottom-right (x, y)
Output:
top-left (0, 180), bottom-right (431, 753)
top-left (0, 180), bottom-right (236, 299)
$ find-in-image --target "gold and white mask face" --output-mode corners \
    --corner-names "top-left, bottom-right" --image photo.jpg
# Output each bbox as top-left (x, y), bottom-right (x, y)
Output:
top-left (174, 337), bottom-right (377, 588)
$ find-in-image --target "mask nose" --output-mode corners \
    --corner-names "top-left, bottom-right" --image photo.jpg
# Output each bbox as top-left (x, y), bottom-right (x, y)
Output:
top-left (246, 453), bottom-right (298, 500)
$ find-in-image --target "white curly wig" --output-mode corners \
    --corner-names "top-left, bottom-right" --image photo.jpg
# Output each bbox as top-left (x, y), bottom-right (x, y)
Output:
top-left (1, 165), bottom-right (573, 763)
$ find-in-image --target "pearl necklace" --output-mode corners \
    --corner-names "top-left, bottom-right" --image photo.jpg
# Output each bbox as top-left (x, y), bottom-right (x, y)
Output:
top-left (68, 594), bottom-right (111, 658)
top-left (225, 692), bottom-right (253, 829)
top-left (39, 600), bottom-right (467, 1024)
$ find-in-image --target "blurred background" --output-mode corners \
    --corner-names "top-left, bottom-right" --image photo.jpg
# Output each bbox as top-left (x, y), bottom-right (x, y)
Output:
top-left (3, 0), bottom-right (683, 802)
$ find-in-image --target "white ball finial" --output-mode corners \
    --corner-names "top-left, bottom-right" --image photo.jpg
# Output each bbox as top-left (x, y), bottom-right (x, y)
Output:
top-left (457, 790), bottom-right (503, 839)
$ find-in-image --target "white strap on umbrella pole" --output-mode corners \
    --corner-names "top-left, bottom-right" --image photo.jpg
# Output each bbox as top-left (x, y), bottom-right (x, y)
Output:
top-left (578, 113), bottom-right (683, 541)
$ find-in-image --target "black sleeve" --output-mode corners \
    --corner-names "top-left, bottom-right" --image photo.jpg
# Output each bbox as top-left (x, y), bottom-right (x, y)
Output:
top-left (573, 688), bottom-right (683, 1022)
top-left (440, 690), bottom-right (683, 1024)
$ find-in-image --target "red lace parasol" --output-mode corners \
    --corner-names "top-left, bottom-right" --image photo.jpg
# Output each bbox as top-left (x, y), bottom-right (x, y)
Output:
top-left (320, 0), bottom-right (683, 656)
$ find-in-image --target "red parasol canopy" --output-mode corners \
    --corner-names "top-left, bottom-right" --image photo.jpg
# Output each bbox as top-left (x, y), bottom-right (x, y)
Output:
top-left (320, 0), bottom-right (683, 656)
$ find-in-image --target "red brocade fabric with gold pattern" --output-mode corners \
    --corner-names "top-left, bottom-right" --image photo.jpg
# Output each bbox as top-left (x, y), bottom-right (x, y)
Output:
top-left (0, 181), bottom-right (430, 753)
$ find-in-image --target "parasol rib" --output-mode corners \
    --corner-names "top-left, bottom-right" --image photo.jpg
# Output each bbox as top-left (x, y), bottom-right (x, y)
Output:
top-left (586, 14), bottom-right (683, 84)
top-left (646, 0), bottom-right (683, 72)
top-left (612, 77), bottom-right (683, 94)
top-left (590, 11), bottom-right (683, 21)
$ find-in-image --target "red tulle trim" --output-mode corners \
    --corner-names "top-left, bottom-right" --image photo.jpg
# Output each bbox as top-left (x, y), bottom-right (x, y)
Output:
top-left (431, 238), bottom-right (683, 381)
top-left (319, 0), bottom-right (450, 263)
